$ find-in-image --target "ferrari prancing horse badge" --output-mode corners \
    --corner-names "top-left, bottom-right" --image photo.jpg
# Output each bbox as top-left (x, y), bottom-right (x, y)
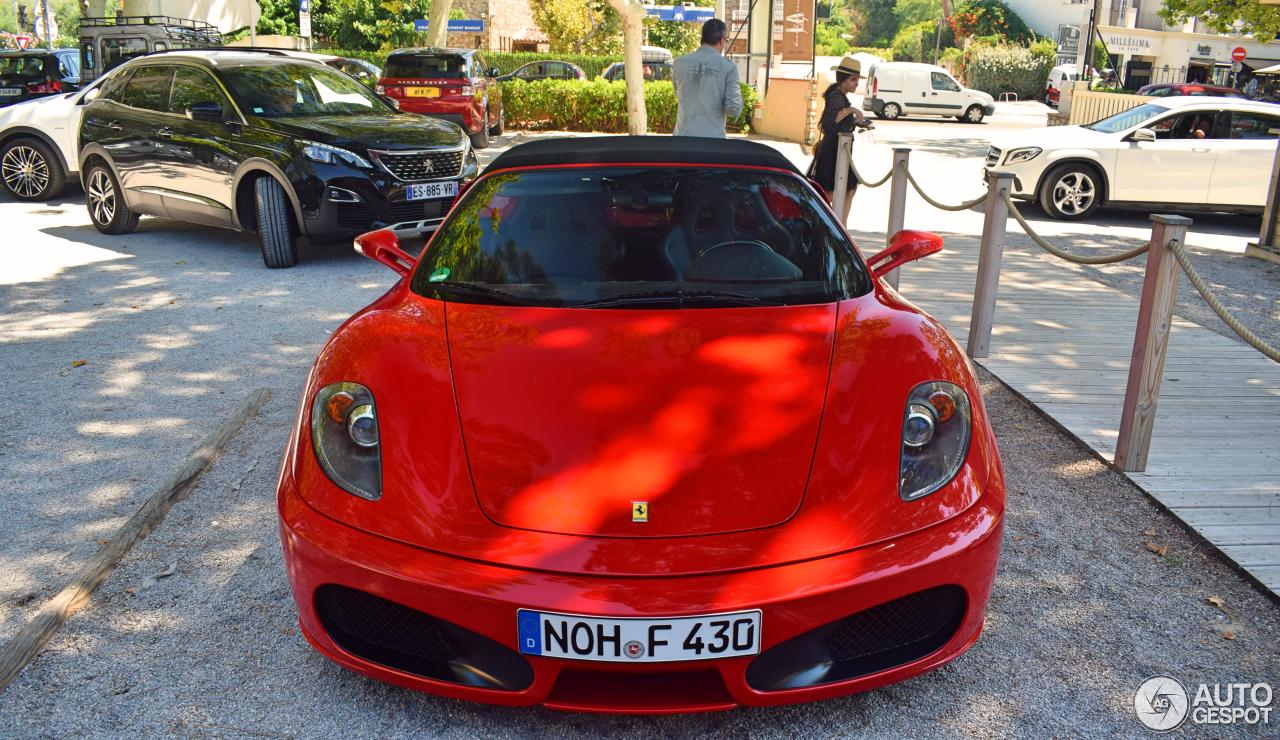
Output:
top-left (631, 501), bottom-right (648, 523)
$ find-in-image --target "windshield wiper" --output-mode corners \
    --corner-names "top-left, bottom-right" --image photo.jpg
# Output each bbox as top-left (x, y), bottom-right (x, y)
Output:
top-left (573, 289), bottom-right (777, 309)
top-left (427, 281), bottom-right (540, 306)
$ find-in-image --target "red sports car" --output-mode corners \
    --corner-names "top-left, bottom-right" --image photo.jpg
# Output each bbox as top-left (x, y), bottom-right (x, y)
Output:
top-left (277, 137), bottom-right (1005, 713)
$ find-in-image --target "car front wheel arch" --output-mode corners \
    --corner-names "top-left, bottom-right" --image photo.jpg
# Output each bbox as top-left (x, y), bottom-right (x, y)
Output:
top-left (234, 169), bottom-right (300, 233)
top-left (1036, 159), bottom-right (1108, 220)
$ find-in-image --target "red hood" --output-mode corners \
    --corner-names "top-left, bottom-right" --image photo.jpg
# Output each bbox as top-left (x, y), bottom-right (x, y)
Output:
top-left (445, 303), bottom-right (838, 538)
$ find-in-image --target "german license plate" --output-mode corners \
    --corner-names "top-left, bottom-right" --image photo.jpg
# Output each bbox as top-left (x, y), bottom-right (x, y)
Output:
top-left (0, 88), bottom-right (22, 96)
top-left (517, 608), bottom-right (761, 663)
top-left (406, 180), bottom-right (457, 202)
top-left (405, 87), bottom-right (440, 98)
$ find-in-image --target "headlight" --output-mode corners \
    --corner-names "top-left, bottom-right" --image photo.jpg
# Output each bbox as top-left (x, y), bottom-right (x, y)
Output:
top-left (1003, 147), bottom-right (1042, 165)
top-left (301, 140), bottom-right (372, 169)
top-left (461, 148), bottom-right (479, 181)
top-left (899, 381), bottom-right (971, 501)
top-left (311, 382), bottom-right (381, 500)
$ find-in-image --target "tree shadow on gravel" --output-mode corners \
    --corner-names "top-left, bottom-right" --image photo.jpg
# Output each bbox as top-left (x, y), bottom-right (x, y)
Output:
top-left (0, 215), bottom-right (395, 645)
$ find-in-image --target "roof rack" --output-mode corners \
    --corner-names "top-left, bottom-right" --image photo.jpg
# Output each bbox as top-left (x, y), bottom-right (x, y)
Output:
top-left (80, 15), bottom-right (223, 45)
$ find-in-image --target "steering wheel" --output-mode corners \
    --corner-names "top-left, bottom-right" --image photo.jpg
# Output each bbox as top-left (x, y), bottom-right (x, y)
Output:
top-left (695, 239), bottom-right (774, 260)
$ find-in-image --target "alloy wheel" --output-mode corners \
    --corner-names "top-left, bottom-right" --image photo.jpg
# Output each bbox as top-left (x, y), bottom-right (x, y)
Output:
top-left (87, 169), bottom-right (117, 225)
top-left (2, 145), bottom-right (50, 199)
top-left (1052, 172), bottom-right (1095, 216)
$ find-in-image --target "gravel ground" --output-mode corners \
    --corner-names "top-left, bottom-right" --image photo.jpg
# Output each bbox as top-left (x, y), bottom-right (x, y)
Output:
top-left (0, 371), bottom-right (1275, 738)
top-left (2, 125), bottom-right (1276, 735)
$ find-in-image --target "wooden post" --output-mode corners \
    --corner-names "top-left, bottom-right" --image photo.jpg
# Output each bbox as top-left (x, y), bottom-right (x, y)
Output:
top-left (883, 147), bottom-right (911, 289)
top-left (833, 132), bottom-right (853, 224)
top-left (966, 171), bottom-right (1013, 359)
top-left (1115, 214), bottom-right (1192, 472)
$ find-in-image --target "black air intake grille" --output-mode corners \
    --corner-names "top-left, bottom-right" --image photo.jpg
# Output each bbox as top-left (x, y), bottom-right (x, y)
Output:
top-left (314, 585), bottom-right (533, 690)
top-left (746, 585), bottom-right (967, 691)
top-left (374, 150), bottom-right (464, 181)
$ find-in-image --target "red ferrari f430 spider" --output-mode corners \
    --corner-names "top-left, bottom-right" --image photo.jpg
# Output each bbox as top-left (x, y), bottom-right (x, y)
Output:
top-left (277, 136), bottom-right (1005, 713)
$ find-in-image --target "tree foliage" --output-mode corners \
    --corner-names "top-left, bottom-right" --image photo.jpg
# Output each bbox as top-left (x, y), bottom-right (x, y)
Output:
top-left (255, 0), bottom-right (299, 37)
top-left (950, 0), bottom-right (1034, 43)
top-left (644, 0), bottom-right (713, 56)
top-left (893, 0), bottom-right (942, 28)
top-left (849, 0), bottom-right (897, 46)
top-left (1160, 0), bottom-right (1280, 42)
top-left (530, 0), bottom-right (622, 55)
top-left (315, 0), bottom-right (463, 51)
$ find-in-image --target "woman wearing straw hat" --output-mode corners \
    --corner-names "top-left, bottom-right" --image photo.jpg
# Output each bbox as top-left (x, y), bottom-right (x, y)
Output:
top-left (809, 55), bottom-right (867, 216)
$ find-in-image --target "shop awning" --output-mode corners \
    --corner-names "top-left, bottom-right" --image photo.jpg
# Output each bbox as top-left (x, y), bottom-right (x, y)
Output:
top-left (1257, 63), bottom-right (1280, 75)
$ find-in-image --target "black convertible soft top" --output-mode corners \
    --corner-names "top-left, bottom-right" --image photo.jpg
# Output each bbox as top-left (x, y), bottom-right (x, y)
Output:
top-left (485, 136), bottom-right (802, 175)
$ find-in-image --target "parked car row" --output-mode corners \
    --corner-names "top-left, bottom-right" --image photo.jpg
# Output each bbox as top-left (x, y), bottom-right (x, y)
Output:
top-left (0, 47), bottom-right (482, 268)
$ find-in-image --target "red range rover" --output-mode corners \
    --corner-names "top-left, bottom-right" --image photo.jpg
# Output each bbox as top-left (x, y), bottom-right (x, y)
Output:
top-left (377, 48), bottom-right (504, 149)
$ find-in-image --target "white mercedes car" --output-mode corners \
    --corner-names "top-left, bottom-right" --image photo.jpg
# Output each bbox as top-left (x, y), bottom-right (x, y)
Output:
top-left (985, 96), bottom-right (1279, 220)
top-left (0, 77), bottom-right (103, 200)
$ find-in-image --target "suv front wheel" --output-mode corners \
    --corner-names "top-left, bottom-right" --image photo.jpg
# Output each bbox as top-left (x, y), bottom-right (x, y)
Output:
top-left (470, 111), bottom-right (490, 149)
top-left (85, 162), bottom-right (140, 234)
top-left (254, 176), bottom-right (299, 268)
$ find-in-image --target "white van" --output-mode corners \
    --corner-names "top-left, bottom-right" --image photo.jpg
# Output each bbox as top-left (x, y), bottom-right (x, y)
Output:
top-left (1045, 63), bottom-right (1079, 107)
top-left (865, 62), bottom-right (995, 123)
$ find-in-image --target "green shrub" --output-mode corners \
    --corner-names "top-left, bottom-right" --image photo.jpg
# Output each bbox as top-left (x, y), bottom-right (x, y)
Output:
top-left (500, 79), bottom-right (757, 133)
top-left (846, 46), bottom-right (893, 58)
top-left (892, 20), bottom-right (937, 62)
top-left (316, 49), bottom-right (623, 79)
top-left (962, 44), bottom-right (1053, 101)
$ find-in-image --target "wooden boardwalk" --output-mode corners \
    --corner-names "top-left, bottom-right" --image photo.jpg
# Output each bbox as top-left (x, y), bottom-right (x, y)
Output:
top-left (890, 234), bottom-right (1280, 596)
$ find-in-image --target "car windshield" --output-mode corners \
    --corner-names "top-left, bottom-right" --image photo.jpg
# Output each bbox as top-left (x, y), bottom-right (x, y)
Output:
top-left (220, 62), bottom-right (388, 117)
top-left (1084, 102), bottom-right (1171, 133)
top-left (385, 54), bottom-right (467, 79)
top-left (412, 167), bottom-right (872, 308)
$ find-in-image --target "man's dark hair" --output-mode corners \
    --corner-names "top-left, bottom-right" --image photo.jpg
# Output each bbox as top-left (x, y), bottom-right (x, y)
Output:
top-left (701, 18), bottom-right (727, 46)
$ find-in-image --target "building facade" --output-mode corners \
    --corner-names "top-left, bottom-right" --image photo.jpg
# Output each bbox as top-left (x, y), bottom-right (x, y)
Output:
top-left (1002, 0), bottom-right (1279, 89)
top-left (443, 0), bottom-right (547, 52)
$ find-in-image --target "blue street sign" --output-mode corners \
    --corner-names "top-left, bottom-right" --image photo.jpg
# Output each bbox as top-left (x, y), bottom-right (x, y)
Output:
top-left (299, 0), bottom-right (310, 11)
top-left (644, 4), bottom-right (715, 22)
top-left (414, 18), bottom-right (486, 33)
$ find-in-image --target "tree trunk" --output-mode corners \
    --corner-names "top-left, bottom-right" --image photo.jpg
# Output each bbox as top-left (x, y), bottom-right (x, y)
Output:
top-left (941, 0), bottom-right (952, 22)
top-left (425, 0), bottom-right (454, 48)
top-left (607, 0), bottom-right (647, 135)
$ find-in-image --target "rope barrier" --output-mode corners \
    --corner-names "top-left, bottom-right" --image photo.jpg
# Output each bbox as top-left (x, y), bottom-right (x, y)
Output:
top-left (841, 137), bottom-right (892, 189)
top-left (1002, 192), bottom-right (1152, 265)
top-left (852, 158), bottom-right (893, 189)
top-left (905, 170), bottom-right (989, 212)
top-left (1167, 239), bottom-right (1280, 363)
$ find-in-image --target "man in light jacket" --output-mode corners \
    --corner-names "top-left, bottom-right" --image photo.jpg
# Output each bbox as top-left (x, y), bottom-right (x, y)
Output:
top-left (672, 19), bottom-right (743, 138)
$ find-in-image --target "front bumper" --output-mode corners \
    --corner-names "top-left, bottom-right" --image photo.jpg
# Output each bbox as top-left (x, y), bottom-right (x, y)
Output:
top-left (278, 478), bottom-right (1003, 713)
top-left (982, 103), bottom-right (996, 116)
top-left (292, 149), bottom-right (477, 241)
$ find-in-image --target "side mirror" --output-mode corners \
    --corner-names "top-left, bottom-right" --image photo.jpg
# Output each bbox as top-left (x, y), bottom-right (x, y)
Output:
top-left (1131, 127), bottom-right (1157, 142)
top-left (79, 86), bottom-right (100, 104)
top-left (186, 101), bottom-right (223, 122)
top-left (354, 229), bottom-right (416, 277)
top-left (489, 66), bottom-right (501, 77)
top-left (866, 229), bottom-right (943, 280)
top-left (381, 94), bottom-right (400, 111)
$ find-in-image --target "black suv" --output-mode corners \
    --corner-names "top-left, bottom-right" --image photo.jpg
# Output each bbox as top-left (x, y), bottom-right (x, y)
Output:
top-left (0, 49), bottom-right (80, 106)
top-left (79, 50), bottom-right (478, 268)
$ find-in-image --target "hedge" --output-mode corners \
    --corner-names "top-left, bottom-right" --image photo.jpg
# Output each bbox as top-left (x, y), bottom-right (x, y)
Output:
top-left (500, 78), bottom-right (759, 133)
top-left (317, 49), bottom-right (622, 79)
top-left (961, 44), bottom-right (1054, 102)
